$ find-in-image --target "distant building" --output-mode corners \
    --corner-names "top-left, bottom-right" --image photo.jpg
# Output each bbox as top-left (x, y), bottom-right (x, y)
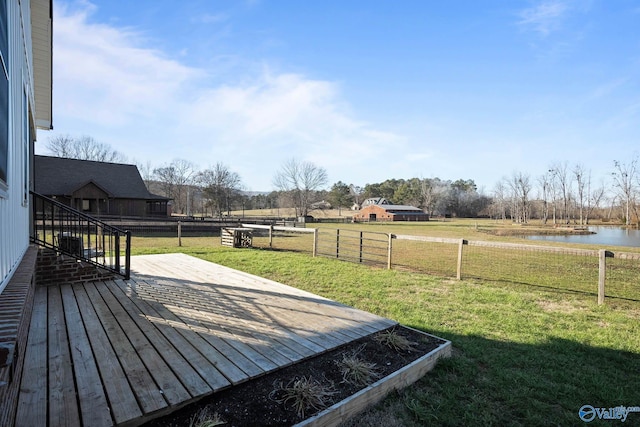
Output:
top-left (361, 197), bottom-right (391, 207)
top-left (35, 155), bottom-right (170, 217)
top-left (354, 198), bottom-right (429, 222)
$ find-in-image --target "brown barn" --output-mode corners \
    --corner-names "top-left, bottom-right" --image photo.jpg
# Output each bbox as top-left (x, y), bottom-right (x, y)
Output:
top-left (354, 198), bottom-right (429, 222)
top-left (34, 155), bottom-right (170, 217)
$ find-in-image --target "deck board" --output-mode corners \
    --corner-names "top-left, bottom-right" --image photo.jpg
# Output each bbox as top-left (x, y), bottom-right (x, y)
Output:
top-left (72, 284), bottom-right (143, 425)
top-left (104, 280), bottom-right (214, 397)
top-left (130, 281), bottom-right (265, 381)
top-left (47, 286), bottom-right (81, 427)
top-left (60, 285), bottom-right (112, 427)
top-left (15, 287), bottom-right (48, 426)
top-left (82, 283), bottom-right (169, 415)
top-left (16, 253), bottom-right (397, 426)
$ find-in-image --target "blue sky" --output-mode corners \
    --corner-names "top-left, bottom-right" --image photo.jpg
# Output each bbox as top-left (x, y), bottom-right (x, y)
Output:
top-left (39, 0), bottom-right (640, 192)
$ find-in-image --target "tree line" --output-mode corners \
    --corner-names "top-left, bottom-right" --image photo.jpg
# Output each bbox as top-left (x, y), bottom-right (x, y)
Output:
top-left (45, 135), bottom-right (639, 224)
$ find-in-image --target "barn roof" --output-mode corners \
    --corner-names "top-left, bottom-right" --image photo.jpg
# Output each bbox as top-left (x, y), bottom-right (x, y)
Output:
top-left (368, 204), bottom-right (424, 212)
top-left (34, 155), bottom-right (169, 200)
top-left (360, 204), bottom-right (427, 215)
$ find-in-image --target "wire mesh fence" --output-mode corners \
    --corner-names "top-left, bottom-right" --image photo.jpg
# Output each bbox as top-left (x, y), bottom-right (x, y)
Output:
top-left (237, 225), bottom-right (639, 304)
top-left (605, 253), bottom-right (640, 301)
top-left (391, 236), bottom-right (460, 277)
top-left (315, 228), bottom-right (390, 267)
top-left (241, 224), bottom-right (316, 254)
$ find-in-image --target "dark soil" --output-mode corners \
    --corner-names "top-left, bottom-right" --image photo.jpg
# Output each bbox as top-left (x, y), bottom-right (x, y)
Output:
top-left (143, 326), bottom-right (445, 427)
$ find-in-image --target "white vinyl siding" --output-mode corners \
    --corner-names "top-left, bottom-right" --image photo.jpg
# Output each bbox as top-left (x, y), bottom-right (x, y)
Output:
top-left (0, 0), bottom-right (38, 293)
top-left (0, 0), bottom-right (8, 195)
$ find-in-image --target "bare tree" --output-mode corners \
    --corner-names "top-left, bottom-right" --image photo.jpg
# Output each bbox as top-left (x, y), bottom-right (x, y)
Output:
top-left (421, 178), bottom-right (450, 217)
top-left (197, 163), bottom-right (243, 216)
top-left (537, 171), bottom-right (552, 224)
top-left (154, 159), bottom-right (197, 215)
top-left (47, 134), bottom-right (127, 163)
top-left (585, 179), bottom-right (606, 224)
top-left (273, 158), bottom-right (328, 217)
top-left (573, 164), bottom-right (588, 225)
top-left (509, 172), bottom-right (532, 223)
top-left (491, 181), bottom-right (508, 220)
top-left (134, 159), bottom-right (155, 189)
top-left (612, 155), bottom-right (639, 226)
top-left (549, 162), bottom-right (572, 224)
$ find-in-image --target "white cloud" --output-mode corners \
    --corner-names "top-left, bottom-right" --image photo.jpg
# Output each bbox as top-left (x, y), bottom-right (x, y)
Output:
top-left (518, 1), bottom-right (568, 36)
top-left (54, 3), bottom-right (202, 126)
top-left (49, 2), bottom-right (405, 189)
top-left (198, 13), bottom-right (229, 24)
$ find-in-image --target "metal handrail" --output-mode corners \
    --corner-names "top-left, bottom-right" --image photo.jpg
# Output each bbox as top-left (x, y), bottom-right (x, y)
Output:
top-left (30, 191), bottom-right (131, 279)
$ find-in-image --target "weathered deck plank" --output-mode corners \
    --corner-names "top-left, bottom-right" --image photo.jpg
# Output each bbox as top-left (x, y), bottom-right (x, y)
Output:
top-left (60, 285), bottom-right (112, 427)
top-left (126, 279), bottom-right (265, 381)
top-left (104, 280), bottom-right (215, 397)
top-left (110, 279), bottom-right (232, 391)
top-left (72, 284), bottom-right (142, 425)
top-left (47, 286), bottom-right (81, 427)
top-left (91, 282), bottom-right (192, 406)
top-left (16, 253), bottom-right (398, 426)
top-left (82, 283), bottom-right (168, 415)
top-left (15, 286), bottom-right (48, 426)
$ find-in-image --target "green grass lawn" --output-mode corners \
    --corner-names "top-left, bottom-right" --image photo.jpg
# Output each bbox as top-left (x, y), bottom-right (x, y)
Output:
top-left (131, 237), bottom-right (640, 426)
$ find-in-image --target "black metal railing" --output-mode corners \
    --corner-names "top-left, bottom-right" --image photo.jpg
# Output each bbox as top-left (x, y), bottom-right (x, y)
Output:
top-left (30, 191), bottom-right (131, 279)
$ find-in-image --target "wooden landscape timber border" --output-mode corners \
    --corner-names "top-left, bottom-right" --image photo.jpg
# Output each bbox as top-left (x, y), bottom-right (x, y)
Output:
top-left (240, 226), bottom-right (639, 305)
top-left (296, 329), bottom-right (452, 427)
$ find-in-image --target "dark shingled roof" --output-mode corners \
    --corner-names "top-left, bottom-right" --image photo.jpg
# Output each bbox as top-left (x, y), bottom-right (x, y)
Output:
top-left (34, 155), bottom-right (168, 200)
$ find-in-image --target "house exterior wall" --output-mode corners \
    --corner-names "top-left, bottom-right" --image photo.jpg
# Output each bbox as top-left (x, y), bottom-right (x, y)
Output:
top-left (0, 0), bottom-right (40, 294)
top-left (109, 198), bottom-right (147, 217)
top-left (72, 181), bottom-right (109, 200)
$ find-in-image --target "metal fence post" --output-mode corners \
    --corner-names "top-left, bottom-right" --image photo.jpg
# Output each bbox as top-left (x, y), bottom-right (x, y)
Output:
top-left (115, 231), bottom-right (121, 272)
top-left (336, 229), bottom-right (340, 259)
top-left (125, 230), bottom-right (131, 280)
top-left (178, 221), bottom-right (182, 247)
top-left (387, 234), bottom-right (393, 270)
top-left (359, 231), bottom-right (363, 263)
top-left (598, 249), bottom-right (606, 305)
top-left (457, 239), bottom-right (466, 280)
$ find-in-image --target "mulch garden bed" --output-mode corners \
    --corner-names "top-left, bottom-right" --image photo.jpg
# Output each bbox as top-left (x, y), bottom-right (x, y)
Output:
top-left (144, 326), bottom-right (445, 427)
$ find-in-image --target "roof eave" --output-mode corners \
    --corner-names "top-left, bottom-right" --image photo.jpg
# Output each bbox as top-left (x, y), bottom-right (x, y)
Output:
top-left (31, 0), bottom-right (53, 130)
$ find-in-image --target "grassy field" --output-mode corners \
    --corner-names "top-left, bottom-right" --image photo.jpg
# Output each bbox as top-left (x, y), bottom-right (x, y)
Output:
top-left (130, 233), bottom-right (640, 426)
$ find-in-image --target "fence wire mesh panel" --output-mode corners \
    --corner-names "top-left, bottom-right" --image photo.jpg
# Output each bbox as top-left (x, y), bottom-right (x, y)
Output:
top-left (391, 238), bottom-right (459, 277)
top-left (315, 229), bottom-right (389, 267)
top-left (243, 225), bottom-right (315, 254)
top-left (228, 224), bottom-right (638, 303)
top-left (463, 243), bottom-right (600, 296)
top-left (606, 252), bottom-right (640, 301)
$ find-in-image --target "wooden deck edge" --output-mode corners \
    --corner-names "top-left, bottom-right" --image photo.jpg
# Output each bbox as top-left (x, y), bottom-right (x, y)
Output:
top-left (0, 245), bottom-right (38, 427)
top-left (295, 332), bottom-right (452, 427)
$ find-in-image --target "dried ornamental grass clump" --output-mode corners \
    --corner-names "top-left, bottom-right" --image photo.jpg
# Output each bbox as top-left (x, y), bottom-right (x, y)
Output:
top-left (337, 344), bottom-right (381, 387)
top-left (269, 376), bottom-right (338, 418)
top-left (374, 328), bottom-right (418, 353)
top-left (188, 407), bottom-right (225, 427)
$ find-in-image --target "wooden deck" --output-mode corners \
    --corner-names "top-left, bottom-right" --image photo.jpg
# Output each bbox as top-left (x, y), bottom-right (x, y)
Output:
top-left (15, 253), bottom-right (397, 426)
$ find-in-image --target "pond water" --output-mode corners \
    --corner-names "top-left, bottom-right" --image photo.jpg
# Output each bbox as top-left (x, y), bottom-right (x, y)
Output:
top-left (526, 226), bottom-right (640, 248)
